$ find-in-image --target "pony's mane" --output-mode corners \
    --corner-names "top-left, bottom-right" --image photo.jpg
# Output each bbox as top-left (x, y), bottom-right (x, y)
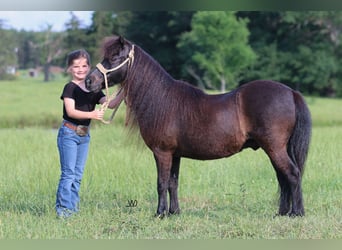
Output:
top-left (123, 43), bottom-right (207, 136)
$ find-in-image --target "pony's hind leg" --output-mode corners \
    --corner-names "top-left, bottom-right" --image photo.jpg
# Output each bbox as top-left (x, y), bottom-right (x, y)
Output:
top-left (168, 156), bottom-right (181, 214)
top-left (268, 149), bottom-right (304, 216)
top-left (274, 169), bottom-right (291, 215)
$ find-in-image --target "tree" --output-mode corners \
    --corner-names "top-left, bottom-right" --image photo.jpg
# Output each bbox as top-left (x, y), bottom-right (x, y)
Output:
top-left (238, 11), bottom-right (342, 96)
top-left (116, 11), bottom-right (194, 79)
top-left (63, 12), bottom-right (91, 50)
top-left (87, 11), bottom-right (117, 62)
top-left (16, 31), bottom-right (39, 69)
top-left (178, 11), bottom-right (256, 92)
top-left (0, 22), bottom-right (18, 79)
top-left (30, 25), bottom-right (65, 82)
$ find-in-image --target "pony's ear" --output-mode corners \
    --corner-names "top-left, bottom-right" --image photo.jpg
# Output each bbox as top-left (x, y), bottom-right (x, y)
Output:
top-left (118, 36), bottom-right (125, 46)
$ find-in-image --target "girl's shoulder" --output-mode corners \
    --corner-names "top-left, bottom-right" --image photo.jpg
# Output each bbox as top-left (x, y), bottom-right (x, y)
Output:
top-left (64, 81), bottom-right (77, 88)
top-left (61, 82), bottom-right (78, 99)
top-left (63, 81), bottom-right (78, 91)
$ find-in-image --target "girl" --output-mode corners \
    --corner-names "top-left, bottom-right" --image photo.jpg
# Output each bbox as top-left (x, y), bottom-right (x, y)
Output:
top-left (56, 49), bottom-right (112, 218)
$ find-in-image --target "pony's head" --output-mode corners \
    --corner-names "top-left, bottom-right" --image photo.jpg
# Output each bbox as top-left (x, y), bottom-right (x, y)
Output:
top-left (85, 35), bottom-right (134, 92)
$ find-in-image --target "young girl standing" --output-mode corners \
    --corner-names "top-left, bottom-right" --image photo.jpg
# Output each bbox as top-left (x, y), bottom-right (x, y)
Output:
top-left (56, 49), bottom-right (108, 218)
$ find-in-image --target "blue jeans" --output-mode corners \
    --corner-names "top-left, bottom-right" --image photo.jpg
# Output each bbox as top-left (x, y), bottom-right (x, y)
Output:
top-left (56, 121), bottom-right (90, 216)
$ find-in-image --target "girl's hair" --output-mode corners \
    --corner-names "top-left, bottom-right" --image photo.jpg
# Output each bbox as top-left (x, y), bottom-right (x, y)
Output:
top-left (66, 49), bottom-right (91, 68)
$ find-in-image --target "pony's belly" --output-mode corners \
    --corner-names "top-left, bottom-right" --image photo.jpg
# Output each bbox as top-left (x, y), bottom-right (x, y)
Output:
top-left (176, 141), bottom-right (239, 160)
top-left (180, 150), bottom-right (236, 160)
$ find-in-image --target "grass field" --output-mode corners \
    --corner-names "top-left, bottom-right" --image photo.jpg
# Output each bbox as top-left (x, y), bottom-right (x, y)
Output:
top-left (0, 78), bottom-right (341, 239)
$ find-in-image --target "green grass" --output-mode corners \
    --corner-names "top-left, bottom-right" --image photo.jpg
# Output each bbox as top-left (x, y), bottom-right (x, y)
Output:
top-left (0, 77), bottom-right (65, 128)
top-left (0, 78), bottom-right (341, 239)
top-left (0, 126), bottom-right (340, 239)
top-left (305, 96), bottom-right (342, 127)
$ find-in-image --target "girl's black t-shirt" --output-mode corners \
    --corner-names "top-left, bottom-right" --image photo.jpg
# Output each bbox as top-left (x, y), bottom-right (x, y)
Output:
top-left (61, 81), bottom-right (105, 126)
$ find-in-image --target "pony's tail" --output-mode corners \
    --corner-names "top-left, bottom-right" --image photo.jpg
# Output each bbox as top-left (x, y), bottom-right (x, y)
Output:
top-left (287, 91), bottom-right (312, 176)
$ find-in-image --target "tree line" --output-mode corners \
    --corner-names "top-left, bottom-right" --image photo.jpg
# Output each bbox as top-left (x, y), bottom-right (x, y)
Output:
top-left (1, 11), bottom-right (341, 97)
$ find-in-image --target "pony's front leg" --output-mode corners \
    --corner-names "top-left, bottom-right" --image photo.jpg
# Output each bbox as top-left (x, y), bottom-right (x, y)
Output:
top-left (168, 156), bottom-right (181, 214)
top-left (153, 150), bottom-right (172, 217)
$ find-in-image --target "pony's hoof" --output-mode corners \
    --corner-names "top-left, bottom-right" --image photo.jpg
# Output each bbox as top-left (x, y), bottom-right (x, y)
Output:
top-left (289, 211), bottom-right (305, 217)
top-left (154, 212), bottom-right (167, 219)
top-left (169, 208), bottom-right (181, 215)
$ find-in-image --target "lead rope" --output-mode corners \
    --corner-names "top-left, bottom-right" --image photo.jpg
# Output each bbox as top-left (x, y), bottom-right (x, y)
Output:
top-left (96, 45), bottom-right (134, 124)
top-left (99, 87), bottom-right (124, 124)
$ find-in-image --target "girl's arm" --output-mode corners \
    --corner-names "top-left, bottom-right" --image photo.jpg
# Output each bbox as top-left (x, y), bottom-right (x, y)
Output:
top-left (64, 97), bottom-right (104, 120)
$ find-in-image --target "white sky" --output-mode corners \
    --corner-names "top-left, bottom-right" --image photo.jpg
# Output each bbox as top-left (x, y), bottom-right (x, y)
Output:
top-left (0, 11), bottom-right (93, 31)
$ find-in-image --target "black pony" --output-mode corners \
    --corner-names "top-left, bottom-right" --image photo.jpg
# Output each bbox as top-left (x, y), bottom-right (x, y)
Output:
top-left (86, 36), bottom-right (311, 217)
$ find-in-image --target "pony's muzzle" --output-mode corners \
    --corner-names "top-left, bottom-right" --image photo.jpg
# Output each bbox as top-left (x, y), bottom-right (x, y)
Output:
top-left (85, 71), bottom-right (104, 93)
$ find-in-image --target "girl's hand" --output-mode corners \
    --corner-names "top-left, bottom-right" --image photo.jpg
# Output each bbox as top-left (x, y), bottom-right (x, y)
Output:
top-left (91, 109), bottom-right (105, 120)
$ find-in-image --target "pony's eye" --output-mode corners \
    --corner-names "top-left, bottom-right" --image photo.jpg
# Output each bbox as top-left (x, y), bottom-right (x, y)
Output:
top-left (111, 56), bottom-right (123, 65)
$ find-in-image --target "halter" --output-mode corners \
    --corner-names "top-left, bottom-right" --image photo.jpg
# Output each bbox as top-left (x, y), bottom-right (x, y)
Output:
top-left (95, 45), bottom-right (134, 124)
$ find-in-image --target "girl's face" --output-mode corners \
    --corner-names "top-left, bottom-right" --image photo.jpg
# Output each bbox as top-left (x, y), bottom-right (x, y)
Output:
top-left (68, 57), bottom-right (90, 83)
